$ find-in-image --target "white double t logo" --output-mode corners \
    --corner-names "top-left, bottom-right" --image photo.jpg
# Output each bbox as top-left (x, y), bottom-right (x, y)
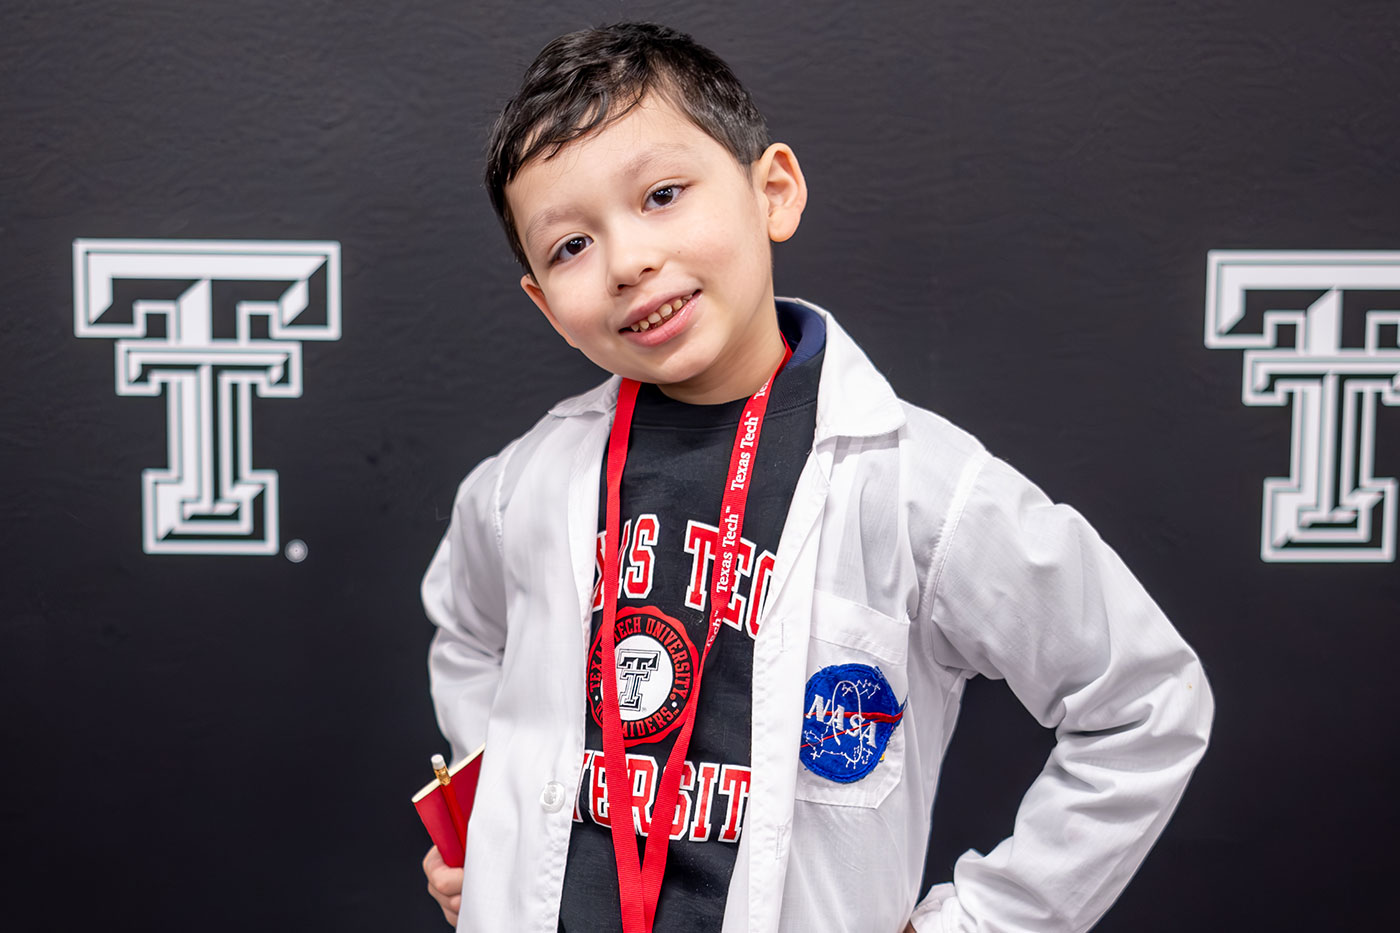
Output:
top-left (73, 239), bottom-right (341, 555)
top-left (1206, 251), bottom-right (1400, 562)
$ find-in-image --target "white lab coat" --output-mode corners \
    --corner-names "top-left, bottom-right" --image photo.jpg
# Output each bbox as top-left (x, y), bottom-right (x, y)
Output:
top-left (423, 300), bottom-right (1213, 933)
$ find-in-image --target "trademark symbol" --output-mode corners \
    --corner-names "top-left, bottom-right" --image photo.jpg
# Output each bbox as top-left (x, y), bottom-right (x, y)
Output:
top-left (285, 539), bottom-right (308, 563)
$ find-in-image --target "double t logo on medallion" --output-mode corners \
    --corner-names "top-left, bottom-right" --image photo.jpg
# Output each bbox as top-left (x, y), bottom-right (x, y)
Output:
top-left (588, 607), bottom-right (698, 745)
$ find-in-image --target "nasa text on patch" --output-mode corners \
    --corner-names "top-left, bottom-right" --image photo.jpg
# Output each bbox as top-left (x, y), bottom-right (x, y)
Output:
top-left (800, 663), bottom-right (904, 783)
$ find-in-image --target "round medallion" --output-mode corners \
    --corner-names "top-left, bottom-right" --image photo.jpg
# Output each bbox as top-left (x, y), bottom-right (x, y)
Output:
top-left (588, 607), bottom-right (698, 745)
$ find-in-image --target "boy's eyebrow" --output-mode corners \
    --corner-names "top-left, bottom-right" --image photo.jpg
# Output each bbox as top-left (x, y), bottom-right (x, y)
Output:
top-left (614, 141), bottom-right (692, 182)
top-left (520, 142), bottom-right (694, 254)
top-left (522, 206), bottom-right (586, 255)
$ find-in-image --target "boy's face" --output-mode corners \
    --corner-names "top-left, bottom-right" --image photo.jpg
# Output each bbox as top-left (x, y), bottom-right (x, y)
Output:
top-left (507, 94), bottom-right (806, 403)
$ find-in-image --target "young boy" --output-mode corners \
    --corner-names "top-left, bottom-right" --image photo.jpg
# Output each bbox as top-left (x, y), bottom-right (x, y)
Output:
top-left (421, 22), bottom-right (1212, 933)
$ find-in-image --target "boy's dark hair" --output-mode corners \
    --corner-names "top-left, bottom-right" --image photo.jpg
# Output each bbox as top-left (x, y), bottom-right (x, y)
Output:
top-left (486, 22), bottom-right (770, 272)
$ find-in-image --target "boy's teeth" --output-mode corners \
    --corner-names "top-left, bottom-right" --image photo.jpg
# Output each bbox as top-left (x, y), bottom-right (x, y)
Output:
top-left (628, 293), bottom-right (694, 332)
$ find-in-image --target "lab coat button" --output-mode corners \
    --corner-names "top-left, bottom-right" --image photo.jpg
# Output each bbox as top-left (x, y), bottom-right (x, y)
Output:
top-left (540, 781), bottom-right (566, 812)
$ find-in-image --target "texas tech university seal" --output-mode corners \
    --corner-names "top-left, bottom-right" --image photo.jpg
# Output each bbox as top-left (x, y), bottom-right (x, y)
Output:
top-left (588, 607), bottom-right (698, 745)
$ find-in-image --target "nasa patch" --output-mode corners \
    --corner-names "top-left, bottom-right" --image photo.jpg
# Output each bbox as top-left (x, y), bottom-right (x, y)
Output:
top-left (588, 607), bottom-right (698, 745)
top-left (799, 663), bottom-right (904, 783)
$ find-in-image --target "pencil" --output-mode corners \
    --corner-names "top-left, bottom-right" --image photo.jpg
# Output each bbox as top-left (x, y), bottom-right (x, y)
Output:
top-left (431, 753), bottom-right (468, 848)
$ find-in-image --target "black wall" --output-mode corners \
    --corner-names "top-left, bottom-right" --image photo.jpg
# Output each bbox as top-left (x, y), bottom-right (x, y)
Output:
top-left (4, 1), bottom-right (1399, 929)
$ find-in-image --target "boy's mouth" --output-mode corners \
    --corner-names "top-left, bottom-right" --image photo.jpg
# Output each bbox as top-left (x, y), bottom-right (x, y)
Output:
top-left (623, 290), bottom-right (699, 334)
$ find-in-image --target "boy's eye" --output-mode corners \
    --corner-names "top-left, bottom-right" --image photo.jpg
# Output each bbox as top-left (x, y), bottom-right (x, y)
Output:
top-left (646, 185), bottom-right (681, 208)
top-left (551, 235), bottom-right (592, 264)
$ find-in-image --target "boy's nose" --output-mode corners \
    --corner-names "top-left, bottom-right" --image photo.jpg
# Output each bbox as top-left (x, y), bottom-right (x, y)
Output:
top-left (612, 257), bottom-right (658, 292)
top-left (609, 230), bottom-right (662, 292)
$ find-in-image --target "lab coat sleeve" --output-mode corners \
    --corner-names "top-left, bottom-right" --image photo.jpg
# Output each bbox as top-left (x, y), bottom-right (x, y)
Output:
top-left (910, 453), bottom-right (1214, 933)
top-left (422, 450), bottom-right (512, 764)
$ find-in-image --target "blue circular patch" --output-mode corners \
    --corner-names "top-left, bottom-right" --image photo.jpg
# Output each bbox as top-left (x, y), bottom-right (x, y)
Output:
top-left (799, 663), bottom-right (903, 783)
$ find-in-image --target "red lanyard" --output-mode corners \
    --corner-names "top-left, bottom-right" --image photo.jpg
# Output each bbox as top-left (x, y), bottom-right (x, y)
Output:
top-left (597, 344), bottom-right (792, 933)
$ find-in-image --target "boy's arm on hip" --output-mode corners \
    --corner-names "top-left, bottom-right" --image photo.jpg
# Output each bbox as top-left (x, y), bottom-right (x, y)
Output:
top-left (913, 454), bottom-right (1214, 932)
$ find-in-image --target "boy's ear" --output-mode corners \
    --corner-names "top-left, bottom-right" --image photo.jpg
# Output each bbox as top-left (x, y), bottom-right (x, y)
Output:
top-left (754, 143), bottom-right (808, 243)
top-left (520, 274), bottom-right (579, 348)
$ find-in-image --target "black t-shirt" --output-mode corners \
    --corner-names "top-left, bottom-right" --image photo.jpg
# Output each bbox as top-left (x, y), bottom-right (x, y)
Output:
top-left (557, 304), bottom-right (826, 932)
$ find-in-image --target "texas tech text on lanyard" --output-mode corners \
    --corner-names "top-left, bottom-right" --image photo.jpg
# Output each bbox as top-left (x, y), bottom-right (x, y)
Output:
top-left (597, 342), bottom-right (792, 933)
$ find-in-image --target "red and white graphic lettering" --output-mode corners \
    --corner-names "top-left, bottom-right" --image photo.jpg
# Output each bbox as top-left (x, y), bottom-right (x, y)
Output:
top-left (689, 760), bottom-right (721, 842)
top-left (592, 516), bottom-right (663, 609)
top-left (590, 531), bottom-right (606, 613)
top-left (716, 764), bottom-right (752, 843)
top-left (716, 539), bottom-right (754, 630)
top-left (683, 520), bottom-right (755, 623)
top-left (628, 753), bottom-right (659, 836)
top-left (577, 752), bottom-right (747, 843)
top-left (665, 760), bottom-right (695, 840)
top-left (682, 521), bottom-right (717, 611)
top-left (745, 551), bottom-right (777, 637)
top-left (591, 520), bottom-right (632, 613)
top-left (624, 513), bottom-right (658, 598)
top-left (591, 516), bottom-right (770, 642)
top-left (589, 752), bottom-right (610, 827)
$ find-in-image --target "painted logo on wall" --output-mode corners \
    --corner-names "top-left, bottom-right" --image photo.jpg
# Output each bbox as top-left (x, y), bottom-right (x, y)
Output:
top-left (1205, 251), bottom-right (1400, 562)
top-left (73, 239), bottom-right (341, 555)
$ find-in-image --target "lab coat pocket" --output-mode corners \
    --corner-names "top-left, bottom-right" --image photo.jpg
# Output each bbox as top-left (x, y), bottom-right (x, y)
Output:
top-left (793, 590), bottom-right (909, 808)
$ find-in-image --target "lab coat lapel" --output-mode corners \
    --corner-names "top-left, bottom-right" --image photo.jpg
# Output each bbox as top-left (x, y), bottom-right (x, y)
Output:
top-left (564, 403), bottom-right (612, 655)
top-left (740, 302), bottom-right (908, 931)
top-left (741, 425), bottom-right (832, 932)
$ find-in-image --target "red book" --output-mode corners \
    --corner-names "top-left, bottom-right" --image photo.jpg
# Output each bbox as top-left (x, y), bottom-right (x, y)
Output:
top-left (411, 745), bottom-right (484, 868)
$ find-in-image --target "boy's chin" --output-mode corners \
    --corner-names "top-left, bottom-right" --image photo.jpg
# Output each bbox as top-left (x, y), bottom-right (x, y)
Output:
top-left (625, 360), bottom-right (712, 396)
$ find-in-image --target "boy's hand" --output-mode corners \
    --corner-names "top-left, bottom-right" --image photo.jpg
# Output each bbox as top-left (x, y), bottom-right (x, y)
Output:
top-left (422, 845), bottom-right (463, 927)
